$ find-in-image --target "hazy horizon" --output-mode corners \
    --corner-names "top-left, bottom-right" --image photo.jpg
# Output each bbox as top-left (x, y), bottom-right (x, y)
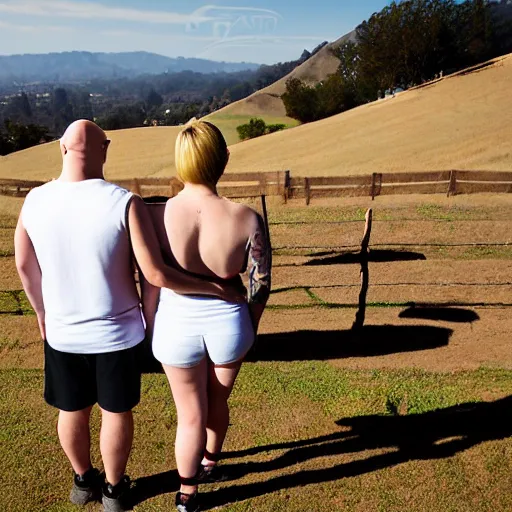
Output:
top-left (0, 0), bottom-right (389, 65)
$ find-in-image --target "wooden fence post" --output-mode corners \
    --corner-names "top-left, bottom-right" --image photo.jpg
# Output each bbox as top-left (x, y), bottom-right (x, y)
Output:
top-left (304, 177), bottom-right (311, 206)
top-left (447, 170), bottom-right (457, 197)
top-left (371, 173), bottom-right (382, 200)
top-left (283, 170), bottom-right (291, 204)
top-left (352, 208), bottom-right (373, 330)
top-left (259, 173), bottom-right (267, 196)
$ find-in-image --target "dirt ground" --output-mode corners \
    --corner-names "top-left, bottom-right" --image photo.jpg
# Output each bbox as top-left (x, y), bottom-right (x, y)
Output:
top-left (1, 193), bottom-right (512, 375)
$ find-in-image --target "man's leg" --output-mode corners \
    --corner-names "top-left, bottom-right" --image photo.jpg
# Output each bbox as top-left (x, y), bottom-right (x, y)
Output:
top-left (99, 409), bottom-right (134, 486)
top-left (44, 342), bottom-right (97, 474)
top-left (96, 342), bottom-right (142, 493)
top-left (58, 406), bottom-right (93, 475)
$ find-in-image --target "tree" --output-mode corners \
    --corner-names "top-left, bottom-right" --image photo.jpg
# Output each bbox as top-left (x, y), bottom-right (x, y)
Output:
top-left (282, 78), bottom-right (319, 123)
top-left (16, 92), bottom-right (32, 119)
top-left (52, 88), bottom-right (74, 134)
top-left (96, 104), bottom-right (146, 130)
top-left (145, 89), bottom-right (163, 110)
top-left (0, 119), bottom-right (49, 155)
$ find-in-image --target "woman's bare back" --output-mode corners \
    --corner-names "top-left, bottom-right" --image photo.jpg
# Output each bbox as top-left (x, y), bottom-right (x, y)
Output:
top-left (163, 190), bottom-right (258, 280)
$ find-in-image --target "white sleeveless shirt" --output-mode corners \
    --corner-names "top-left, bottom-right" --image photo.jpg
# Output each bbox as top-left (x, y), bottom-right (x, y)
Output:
top-left (21, 179), bottom-right (145, 354)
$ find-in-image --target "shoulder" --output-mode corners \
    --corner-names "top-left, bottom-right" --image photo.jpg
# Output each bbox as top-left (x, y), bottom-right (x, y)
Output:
top-left (226, 199), bottom-right (261, 226)
top-left (23, 180), bottom-right (57, 205)
top-left (103, 180), bottom-right (133, 198)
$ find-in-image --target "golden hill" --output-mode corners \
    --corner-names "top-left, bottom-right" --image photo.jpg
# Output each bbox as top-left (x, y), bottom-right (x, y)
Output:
top-left (227, 53), bottom-right (512, 176)
top-left (0, 125), bottom-right (182, 181)
top-left (0, 53), bottom-right (511, 181)
top-left (208, 32), bottom-right (355, 121)
top-left (204, 31), bottom-right (355, 133)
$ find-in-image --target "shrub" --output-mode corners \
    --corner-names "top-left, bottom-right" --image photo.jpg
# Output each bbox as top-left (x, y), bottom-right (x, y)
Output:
top-left (236, 118), bottom-right (286, 141)
top-left (266, 123), bottom-right (286, 134)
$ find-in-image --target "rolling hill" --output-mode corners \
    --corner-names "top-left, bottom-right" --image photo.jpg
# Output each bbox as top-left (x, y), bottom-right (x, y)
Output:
top-left (0, 53), bottom-right (511, 181)
top-left (207, 30), bottom-right (356, 122)
top-left (0, 51), bottom-right (260, 84)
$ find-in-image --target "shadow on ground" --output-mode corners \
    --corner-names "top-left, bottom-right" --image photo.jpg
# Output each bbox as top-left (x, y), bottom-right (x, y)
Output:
top-left (131, 469), bottom-right (179, 507)
top-left (247, 325), bottom-right (452, 362)
top-left (133, 395), bottom-right (512, 509)
top-left (399, 306), bottom-right (480, 323)
top-left (303, 249), bottom-right (426, 266)
top-left (140, 325), bottom-right (451, 370)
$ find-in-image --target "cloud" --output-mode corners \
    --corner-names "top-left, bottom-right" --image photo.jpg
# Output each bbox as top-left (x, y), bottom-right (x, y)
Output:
top-left (100, 30), bottom-right (217, 43)
top-left (0, 19), bottom-right (72, 32)
top-left (0, 0), bottom-right (211, 24)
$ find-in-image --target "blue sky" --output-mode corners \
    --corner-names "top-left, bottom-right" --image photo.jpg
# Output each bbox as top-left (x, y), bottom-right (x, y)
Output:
top-left (0, 0), bottom-right (390, 64)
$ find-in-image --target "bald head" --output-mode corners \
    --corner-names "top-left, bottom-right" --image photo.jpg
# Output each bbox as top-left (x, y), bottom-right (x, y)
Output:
top-left (60, 120), bottom-right (109, 180)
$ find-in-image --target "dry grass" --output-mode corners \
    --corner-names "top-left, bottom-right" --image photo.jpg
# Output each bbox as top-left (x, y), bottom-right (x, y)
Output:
top-left (0, 115), bottom-right (295, 180)
top-left (3, 54), bottom-right (511, 181)
top-left (227, 54), bottom-right (512, 176)
top-left (2, 366), bottom-right (512, 511)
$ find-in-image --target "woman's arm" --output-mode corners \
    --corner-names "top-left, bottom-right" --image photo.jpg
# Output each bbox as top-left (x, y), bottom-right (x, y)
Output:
top-left (128, 195), bottom-right (243, 302)
top-left (246, 212), bottom-right (272, 332)
top-left (140, 275), bottom-right (160, 340)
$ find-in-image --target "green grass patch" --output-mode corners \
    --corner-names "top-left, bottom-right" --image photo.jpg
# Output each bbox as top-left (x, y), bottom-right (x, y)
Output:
top-left (206, 114), bottom-right (299, 146)
top-left (0, 290), bottom-right (34, 315)
top-left (460, 246), bottom-right (512, 260)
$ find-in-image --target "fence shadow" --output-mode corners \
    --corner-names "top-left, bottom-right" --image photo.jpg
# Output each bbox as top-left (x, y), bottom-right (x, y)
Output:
top-left (248, 325), bottom-right (452, 362)
top-left (304, 249), bottom-right (426, 266)
top-left (399, 306), bottom-right (480, 323)
top-left (132, 395), bottom-right (512, 509)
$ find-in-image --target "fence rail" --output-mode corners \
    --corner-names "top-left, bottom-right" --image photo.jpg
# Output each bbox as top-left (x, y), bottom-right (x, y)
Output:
top-left (1, 170), bottom-right (512, 204)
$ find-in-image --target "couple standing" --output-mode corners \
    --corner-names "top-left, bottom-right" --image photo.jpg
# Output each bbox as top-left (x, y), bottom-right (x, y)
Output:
top-left (15, 119), bottom-right (271, 512)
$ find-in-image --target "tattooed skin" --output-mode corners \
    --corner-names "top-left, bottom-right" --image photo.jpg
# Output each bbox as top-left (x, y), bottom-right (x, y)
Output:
top-left (246, 214), bottom-right (271, 304)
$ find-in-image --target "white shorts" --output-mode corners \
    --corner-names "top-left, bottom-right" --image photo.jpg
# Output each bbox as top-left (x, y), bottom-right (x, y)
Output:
top-left (152, 289), bottom-right (255, 368)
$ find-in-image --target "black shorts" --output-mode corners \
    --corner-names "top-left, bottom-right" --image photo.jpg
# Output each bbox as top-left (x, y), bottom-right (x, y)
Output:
top-left (44, 341), bottom-right (142, 413)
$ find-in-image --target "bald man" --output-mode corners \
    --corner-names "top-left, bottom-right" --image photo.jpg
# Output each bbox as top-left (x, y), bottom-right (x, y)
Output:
top-left (14, 120), bottom-right (237, 511)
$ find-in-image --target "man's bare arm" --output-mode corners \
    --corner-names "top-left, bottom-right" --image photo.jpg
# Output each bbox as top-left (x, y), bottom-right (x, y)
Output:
top-left (128, 195), bottom-right (242, 301)
top-left (14, 215), bottom-right (46, 340)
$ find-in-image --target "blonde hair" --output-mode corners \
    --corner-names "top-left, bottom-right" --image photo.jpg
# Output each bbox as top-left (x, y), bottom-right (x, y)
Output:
top-left (175, 118), bottom-right (228, 186)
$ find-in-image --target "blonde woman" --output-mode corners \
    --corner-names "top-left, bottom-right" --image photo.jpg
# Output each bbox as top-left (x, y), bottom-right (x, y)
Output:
top-left (143, 119), bottom-right (271, 511)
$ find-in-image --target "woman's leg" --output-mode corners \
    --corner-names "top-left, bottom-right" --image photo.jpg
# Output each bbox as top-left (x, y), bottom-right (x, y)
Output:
top-left (163, 359), bottom-right (208, 495)
top-left (203, 361), bottom-right (242, 465)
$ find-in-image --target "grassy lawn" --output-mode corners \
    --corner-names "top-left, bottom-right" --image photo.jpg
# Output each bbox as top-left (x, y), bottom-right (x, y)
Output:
top-left (2, 198), bottom-right (512, 510)
top-left (1, 364), bottom-right (512, 511)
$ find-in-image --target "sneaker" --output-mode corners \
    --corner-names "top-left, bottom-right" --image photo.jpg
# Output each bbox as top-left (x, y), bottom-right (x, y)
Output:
top-left (102, 475), bottom-right (131, 512)
top-left (69, 467), bottom-right (101, 505)
top-left (176, 491), bottom-right (200, 512)
top-left (196, 464), bottom-right (228, 484)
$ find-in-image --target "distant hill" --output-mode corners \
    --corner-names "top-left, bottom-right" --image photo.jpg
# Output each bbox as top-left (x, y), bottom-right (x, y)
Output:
top-left (209, 30), bottom-right (356, 119)
top-left (0, 51), bottom-right (260, 83)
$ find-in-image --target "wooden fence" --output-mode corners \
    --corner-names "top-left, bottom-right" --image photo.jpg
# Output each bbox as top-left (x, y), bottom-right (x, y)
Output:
top-left (0, 171), bottom-right (290, 201)
top-left (290, 170), bottom-right (512, 205)
top-left (1, 170), bottom-right (512, 204)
